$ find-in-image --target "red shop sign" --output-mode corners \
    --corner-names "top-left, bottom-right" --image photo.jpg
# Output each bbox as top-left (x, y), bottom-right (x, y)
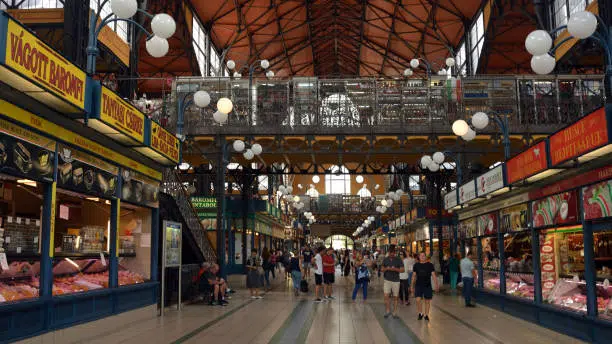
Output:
top-left (532, 190), bottom-right (578, 228)
top-left (549, 107), bottom-right (610, 166)
top-left (529, 164), bottom-right (612, 200)
top-left (507, 141), bottom-right (548, 184)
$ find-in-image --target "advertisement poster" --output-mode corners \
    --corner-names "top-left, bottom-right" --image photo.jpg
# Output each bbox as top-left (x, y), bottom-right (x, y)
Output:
top-left (549, 107), bottom-right (609, 166)
top-left (540, 232), bottom-right (556, 300)
top-left (0, 118), bottom-right (55, 182)
top-left (57, 144), bottom-right (118, 198)
top-left (507, 141), bottom-right (548, 184)
top-left (583, 179), bottom-right (612, 220)
top-left (477, 213), bottom-right (498, 236)
top-left (164, 221), bottom-right (181, 267)
top-left (460, 218), bottom-right (477, 239)
top-left (532, 191), bottom-right (578, 228)
top-left (500, 204), bottom-right (528, 232)
top-left (121, 169), bottom-right (159, 207)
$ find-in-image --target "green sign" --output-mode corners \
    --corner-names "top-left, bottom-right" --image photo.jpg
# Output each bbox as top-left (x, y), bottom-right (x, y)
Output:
top-left (191, 196), bottom-right (217, 209)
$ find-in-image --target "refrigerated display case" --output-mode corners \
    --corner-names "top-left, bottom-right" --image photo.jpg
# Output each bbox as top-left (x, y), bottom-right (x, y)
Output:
top-left (504, 231), bottom-right (534, 299)
top-left (482, 237), bottom-right (501, 292)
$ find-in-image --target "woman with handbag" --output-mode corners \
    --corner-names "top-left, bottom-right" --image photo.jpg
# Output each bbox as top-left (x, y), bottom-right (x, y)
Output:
top-left (246, 249), bottom-right (264, 299)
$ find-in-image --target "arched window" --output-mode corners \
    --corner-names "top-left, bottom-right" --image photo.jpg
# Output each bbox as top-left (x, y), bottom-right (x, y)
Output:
top-left (325, 166), bottom-right (351, 194)
top-left (324, 235), bottom-right (354, 250)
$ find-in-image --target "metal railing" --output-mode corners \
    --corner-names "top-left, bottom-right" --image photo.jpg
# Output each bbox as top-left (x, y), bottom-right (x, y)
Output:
top-left (167, 74), bottom-right (605, 135)
top-left (161, 169), bottom-right (217, 263)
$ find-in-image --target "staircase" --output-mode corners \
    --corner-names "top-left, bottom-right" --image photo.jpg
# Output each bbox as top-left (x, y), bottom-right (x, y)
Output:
top-left (161, 169), bottom-right (217, 263)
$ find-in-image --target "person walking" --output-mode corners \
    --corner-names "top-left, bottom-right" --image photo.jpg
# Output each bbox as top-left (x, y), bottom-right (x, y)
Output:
top-left (302, 245), bottom-right (313, 280)
top-left (289, 251), bottom-right (303, 296)
top-left (461, 251), bottom-right (477, 307)
top-left (313, 247), bottom-right (325, 303)
top-left (262, 247), bottom-right (272, 291)
top-left (246, 249), bottom-right (263, 299)
top-left (352, 252), bottom-right (370, 302)
top-left (323, 247), bottom-right (336, 300)
top-left (381, 245), bottom-right (404, 318)
top-left (449, 253), bottom-right (460, 291)
top-left (411, 252), bottom-right (439, 321)
top-left (399, 250), bottom-right (415, 305)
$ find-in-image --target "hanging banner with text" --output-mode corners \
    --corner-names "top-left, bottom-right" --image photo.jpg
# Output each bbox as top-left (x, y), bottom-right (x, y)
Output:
top-left (506, 141), bottom-right (548, 184)
top-left (458, 180), bottom-right (476, 204)
top-left (476, 165), bottom-right (505, 197)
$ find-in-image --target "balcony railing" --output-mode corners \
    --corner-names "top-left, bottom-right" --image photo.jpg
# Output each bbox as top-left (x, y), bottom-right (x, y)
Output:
top-left (166, 75), bottom-right (605, 136)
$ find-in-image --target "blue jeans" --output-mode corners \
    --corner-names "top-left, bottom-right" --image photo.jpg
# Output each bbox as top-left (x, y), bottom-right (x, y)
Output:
top-left (352, 279), bottom-right (368, 300)
top-left (291, 271), bottom-right (302, 290)
top-left (264, 269), bottom-right (271, 288)
top-left (462, 277), bottom-right (474, 305)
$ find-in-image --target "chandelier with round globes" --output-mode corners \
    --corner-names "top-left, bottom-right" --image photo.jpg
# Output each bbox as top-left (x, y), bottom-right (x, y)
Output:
top-left (451, 111), bottom-right (490, 142)
top-left (226, 59), bottom-right (275, 79)
top-left (231, 140), bottom-right (264, 160)
top-left (420, 152), bottom-right (448, 172)
top-left (403, 57), bottom-right (455, 78)
top-left (181, 89), bottom-right (235, 125)
top-left (524, 11), bottom-right (606, 75)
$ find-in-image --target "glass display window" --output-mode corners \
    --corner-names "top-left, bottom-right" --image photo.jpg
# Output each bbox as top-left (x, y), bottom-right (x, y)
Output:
top-left (541, 227), bottom-right (589, 314)
top-left (504, 231), bottom-right (534, 299)
top-left (482, 237), bottom-right (501, 293)
top-left (118, 204), bottom-right (151, 286)
top-left (52, 189), bottom-right (111, 295)
top-left (593, 230), bottom-right (612, 320)
top-left (0, 176), bottom-right (44, 303)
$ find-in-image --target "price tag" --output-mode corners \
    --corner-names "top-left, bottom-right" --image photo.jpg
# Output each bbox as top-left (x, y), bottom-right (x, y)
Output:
top-left (16, 247), bottom-right (21, 254)
top-left (25, 219), bottom-right (30, 225)
top-left (100, 252), bottom-right (107, 266)
top-left (16, 217), bottom-right (21, 224)
top-left (36, 220), bottom-right (40, 227)
top-left (604, 279), bottom-right (610, 288)
top-left (7, 216), bottom-right (12, 223)
top-left (5, 236), bottom-right (10, 244)
top-left (0, 253), bottom-right (8, 270)
top-left (33, 236), bottom-right (38, 244)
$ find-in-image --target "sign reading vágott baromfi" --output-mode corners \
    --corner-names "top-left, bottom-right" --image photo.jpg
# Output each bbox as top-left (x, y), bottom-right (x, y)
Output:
top-left (5, 18), bottom-right (86, 109)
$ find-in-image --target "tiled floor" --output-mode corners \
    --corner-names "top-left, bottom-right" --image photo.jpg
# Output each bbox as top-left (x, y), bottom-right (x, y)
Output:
top-left (33, 269), bottom-right (586, 344)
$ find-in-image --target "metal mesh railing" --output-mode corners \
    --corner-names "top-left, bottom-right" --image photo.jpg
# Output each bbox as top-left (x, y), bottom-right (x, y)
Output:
top-left (166, 74), bottom-right (605, 135)
top-left (161, 169), bottom-right (217, 263)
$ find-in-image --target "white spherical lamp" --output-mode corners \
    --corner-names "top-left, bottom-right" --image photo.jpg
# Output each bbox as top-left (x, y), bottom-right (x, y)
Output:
top-left (381, 206), bottom-right (387, 213)
top-left (376, 206), bottom-right (381, 213)
top-left (403, 68), bottom-right (413, 76)
top-left (356, 175), bottom-right (364, 183)
top-left (279, 185), bottom-right (286, 194)
top-left (227, 60), bottom-right (236, 70)
top-left (428, 162), bottom-right (440, 172)
top-left (193, 90), bottom-right (211, 108)
top-left (213, 110), bottom-right (228, 124)
top-left (293, 196), bottom-right (300, 202)
top-left (266, 70), bottom-right (275, 78)
top-left (286, 186), bottom-right (293, 194)
top-left (151, 13), bottom-right (176, 39)
top-left (433, 151), bottom-right (445, 164)
top-left (395, 189), bottom-right (403, 197)
top-left (386, 199), bottom-right (393, 207)
top-left (111, 0), bottom-right (137, 19)
top-left (452, 119), bottom-right (469, 136)
top-left (233, 72), bottom-right (241, 78)
top-left (145, 36), bottom-right (169, 58)
top-left (420, 155), bottom-right (432, 169)
top-left (232, 140), bottom-right (245, 152)
top-left (410, 58), bottom-right (419, 69)
top-left (243, 149), bottom-right (254, 160)
top-left (251, 143), bottom-right (263, 155)
top-left (445, 57), bottom-right (455, 67)
top-left (312, 175), bottom-right (320, 184)
top-left (567, 11), bottom-right (598, 39)
top-left (524, 30), bottom-right (552, 56)
top-left (471, 112), bottom-right (489, 130)
top-left (217, 97), bottom-right (233, 114)
top-left (381, 199), bottom-right (388, 206)
top-left (437, 69), bottom-right (446, 76)
top-left (462, 128), bottom-right (476, 141)
top-left (261, 59), bottom-right (270, 69)
top-left (531, 54), bottom-right (556, 75)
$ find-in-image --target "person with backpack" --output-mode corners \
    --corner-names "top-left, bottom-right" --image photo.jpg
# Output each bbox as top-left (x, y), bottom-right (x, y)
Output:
top-left (352, 252), bottom-right (370, 301)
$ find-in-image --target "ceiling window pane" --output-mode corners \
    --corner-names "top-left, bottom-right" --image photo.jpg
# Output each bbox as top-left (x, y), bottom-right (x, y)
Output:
top-left (470, 11), bottom-right (485, 74)
top-left (192, 16), bottom-right (208, 76)
top-left (90, 0), bottom-right (128, 42)
top-left (325, 166), bottom-right (351, 194)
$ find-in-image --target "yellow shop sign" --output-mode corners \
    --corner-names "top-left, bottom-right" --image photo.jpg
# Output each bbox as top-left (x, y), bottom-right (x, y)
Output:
top-left (94, 85), bottom-right (145, 145)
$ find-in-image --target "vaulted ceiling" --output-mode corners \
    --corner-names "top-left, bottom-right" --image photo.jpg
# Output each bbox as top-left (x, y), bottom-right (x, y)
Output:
top-left (190, 0), bottom-right (483, 77)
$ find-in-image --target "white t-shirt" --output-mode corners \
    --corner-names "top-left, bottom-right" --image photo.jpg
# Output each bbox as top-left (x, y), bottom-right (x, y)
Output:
top-left (314, 253), bottom-right (323, 275)
top-left (400, 257), bottom-right (416, 280)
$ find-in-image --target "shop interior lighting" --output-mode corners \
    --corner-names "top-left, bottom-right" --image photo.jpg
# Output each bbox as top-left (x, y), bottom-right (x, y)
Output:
top-left (86, 197), bottom-right (100, 202)
top-left (17, 179), bottom-right (37, 187)
top-left (64, 258), bottom-right (80, 269)
top-left (577, 144), bottom-right (612, 164)
top-left (525, 169), bottom-right (563, 184)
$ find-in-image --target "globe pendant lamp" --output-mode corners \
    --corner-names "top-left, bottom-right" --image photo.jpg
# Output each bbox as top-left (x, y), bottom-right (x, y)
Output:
top-left (233, 140), bottom-right (245, 152)
top-left (471, 112), bottom-right (489, 130)
top-left (146, 36), bottom-right (169, 58)
top-left (193, 90), bottom-right (211, 108)
top-left (110, 0), bottom-right (137, 19)
top-left (531, 54), bottom-right (556, 75)
top-left (151, 13), bottom-right (176, 39)
top-left (217, 98), bottom-right (233, 114)
top-left (452, 119), bottom-right (469, 136)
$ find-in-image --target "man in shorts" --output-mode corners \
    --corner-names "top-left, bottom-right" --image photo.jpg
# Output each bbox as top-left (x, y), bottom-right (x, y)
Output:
top-left (381, 245), bottom-right (404, 318)
top-left (323, 247), bottom-right (336, 300)
top-left (302, 245), bottom-right (313, 280)
top-left (313, 247), bottom-right (325, 303)
top-left (411, 252), bottom-right (439, 321)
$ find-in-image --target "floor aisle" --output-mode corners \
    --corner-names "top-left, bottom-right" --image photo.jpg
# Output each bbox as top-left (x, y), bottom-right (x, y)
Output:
top-left (21, 269), bottom-right (585, 344)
